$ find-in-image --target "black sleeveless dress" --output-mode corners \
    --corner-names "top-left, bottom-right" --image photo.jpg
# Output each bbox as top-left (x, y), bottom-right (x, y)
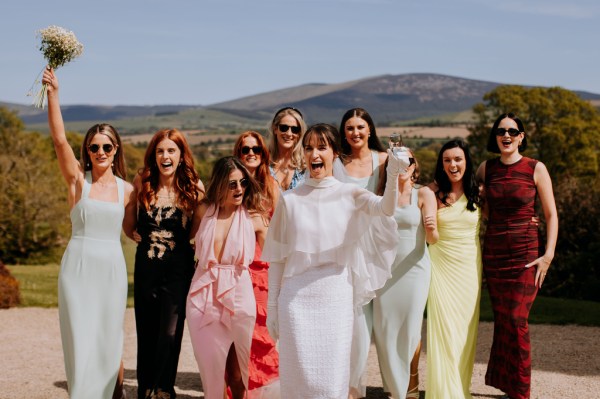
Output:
top-left (134, 198), bottom-right (195, 399)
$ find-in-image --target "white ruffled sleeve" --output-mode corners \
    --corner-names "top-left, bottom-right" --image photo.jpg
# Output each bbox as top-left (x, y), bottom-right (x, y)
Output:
top-left (261, 194), bottom-right (289, 264)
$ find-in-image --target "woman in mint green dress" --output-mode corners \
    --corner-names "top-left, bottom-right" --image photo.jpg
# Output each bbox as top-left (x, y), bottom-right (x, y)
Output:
top-left (44, 68), bottom-right (135, 399)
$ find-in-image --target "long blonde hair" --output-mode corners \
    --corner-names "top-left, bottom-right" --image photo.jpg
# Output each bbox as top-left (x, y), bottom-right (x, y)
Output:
top-left (267, 107), bottom-right (306, 170)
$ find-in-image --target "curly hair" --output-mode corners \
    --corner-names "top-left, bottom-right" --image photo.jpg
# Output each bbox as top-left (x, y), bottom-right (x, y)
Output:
top-left (138, 129), bottom-right (201, 214)
top-left (233, 131), bottom-right (277, 210)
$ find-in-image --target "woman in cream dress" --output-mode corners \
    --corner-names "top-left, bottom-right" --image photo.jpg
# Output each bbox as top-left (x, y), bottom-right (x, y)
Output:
top-left (263, 123), bottom-right (407, 399)
top-left (426, 140), bottom-right (482, 399)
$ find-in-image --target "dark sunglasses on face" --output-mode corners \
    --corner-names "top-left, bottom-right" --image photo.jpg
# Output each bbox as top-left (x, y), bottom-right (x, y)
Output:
top-left (495, 128), bottom-right (521, 137)
top-left (409, 157), bottom-right (416, 166)
top-left (278, 124), bottom-right (301, 134)
top-left (228, 178), bottom-right (249, 191)
top-left (241, 146), bottom-right (262, 155)
top-left (88, 143), bottom-right (115, 153)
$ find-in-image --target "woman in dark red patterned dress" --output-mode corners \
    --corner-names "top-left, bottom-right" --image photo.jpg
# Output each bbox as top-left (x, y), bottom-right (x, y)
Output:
top-left (476, 113), bottom-right (558, 399)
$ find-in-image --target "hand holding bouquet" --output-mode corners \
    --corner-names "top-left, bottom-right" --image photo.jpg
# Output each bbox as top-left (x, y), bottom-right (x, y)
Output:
top-left (29, 25), bottom-right (83, 108)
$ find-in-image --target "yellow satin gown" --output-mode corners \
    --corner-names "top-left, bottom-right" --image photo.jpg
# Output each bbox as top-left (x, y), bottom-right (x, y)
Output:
top-left (426, 195), bottom-right (482, 399)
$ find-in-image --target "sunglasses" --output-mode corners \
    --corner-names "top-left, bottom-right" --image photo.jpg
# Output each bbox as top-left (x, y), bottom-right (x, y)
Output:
top-left (495, 128), bottom-right (521, 137)
top-left (274, 106), bottom-right (303, 119)
top-left (88, 143), bottom-right (115, 153)
top-left (228, 178), bottom-right (249, 191)
top-left (241, 146), bottom-right (262, 155)
top-left (409, 157), bottom-right (416, 166)
top-left (278, 124), bottom-right (301, 134)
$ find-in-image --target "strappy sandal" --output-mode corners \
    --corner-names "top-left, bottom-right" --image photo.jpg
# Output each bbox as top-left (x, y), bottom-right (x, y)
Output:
top-left (406, 372), bottom-right (419, 398)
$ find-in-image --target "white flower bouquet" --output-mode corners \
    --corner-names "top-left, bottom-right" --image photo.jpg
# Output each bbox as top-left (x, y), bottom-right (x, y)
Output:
top-left (29, 25), bottom-right (84, 108)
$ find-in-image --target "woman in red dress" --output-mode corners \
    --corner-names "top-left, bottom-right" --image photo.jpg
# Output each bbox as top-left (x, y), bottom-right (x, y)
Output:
top-left (477, 113), bottom-right (558, 399)
top-left (233, 131), bottom-right (280, 398)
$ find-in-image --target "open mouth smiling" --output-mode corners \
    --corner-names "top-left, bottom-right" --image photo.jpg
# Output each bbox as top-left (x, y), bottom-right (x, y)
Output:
top-left (311, 161), bottom-right (324, 172)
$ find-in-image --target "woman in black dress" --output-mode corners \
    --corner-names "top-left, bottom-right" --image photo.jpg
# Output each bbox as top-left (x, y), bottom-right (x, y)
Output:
top-left (124, 128), bottom-right (204, 399)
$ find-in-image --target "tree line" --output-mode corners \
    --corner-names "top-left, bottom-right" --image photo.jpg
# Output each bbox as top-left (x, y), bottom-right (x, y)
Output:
top-left (1, 85), bottom-right (598, 301)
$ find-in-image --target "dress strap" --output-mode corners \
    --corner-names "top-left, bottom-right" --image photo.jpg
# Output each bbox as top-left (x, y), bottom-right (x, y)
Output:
top-left (370, 150), bottom-right (379, 172)
top-left (116, 176), bottom-right (125, 205)
top-left (370, 150), bottom-right (381, 192)
top-left (82, 172), bottom-right (93, 199)
top-left (411, 186), bottom-right (419, 206)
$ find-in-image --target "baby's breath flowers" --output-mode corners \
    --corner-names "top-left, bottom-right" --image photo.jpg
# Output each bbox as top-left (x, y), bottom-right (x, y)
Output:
top-left (28, 25), bottom-right (84, 108)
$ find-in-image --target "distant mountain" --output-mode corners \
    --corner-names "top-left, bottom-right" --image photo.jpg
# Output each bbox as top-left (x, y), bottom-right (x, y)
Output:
top-left (209, 73), bottom-right (600, 124)
top-left (3, 73), bottom-right (600, 129)
top-left (0, 102), bottom-right (200, 125)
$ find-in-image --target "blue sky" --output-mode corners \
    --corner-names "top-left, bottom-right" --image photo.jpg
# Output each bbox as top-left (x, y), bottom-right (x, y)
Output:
top-left (2, 0), bottom-right (599, 106)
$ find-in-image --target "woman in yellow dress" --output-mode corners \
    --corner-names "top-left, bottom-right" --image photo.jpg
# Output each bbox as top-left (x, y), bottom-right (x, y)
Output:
top-left (426, 139), bottom-right (482, 399)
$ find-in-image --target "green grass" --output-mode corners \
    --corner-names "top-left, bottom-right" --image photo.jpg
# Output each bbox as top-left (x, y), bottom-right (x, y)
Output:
top-left (9, 246), bottom-right (600, 327)
top-left (8, 236), bottom-right (137, 308)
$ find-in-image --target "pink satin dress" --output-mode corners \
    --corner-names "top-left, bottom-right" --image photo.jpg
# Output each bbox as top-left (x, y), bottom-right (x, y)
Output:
top-left (186, 204), bottom-right (257, 399)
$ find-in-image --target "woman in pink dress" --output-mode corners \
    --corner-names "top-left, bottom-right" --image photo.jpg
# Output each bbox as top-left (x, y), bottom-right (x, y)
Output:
top-left (233, 131), bottom-right (281, 398)
top-left (186, 157), bottom-right (268, 399)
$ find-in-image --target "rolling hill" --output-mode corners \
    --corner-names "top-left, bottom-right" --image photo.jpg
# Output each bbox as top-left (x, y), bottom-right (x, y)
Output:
top-left (3, 73), bottom-right (600, 132)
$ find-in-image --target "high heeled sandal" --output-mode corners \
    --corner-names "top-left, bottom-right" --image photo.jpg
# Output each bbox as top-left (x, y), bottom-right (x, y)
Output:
top-left (406, 372), bottom-right (419, 399)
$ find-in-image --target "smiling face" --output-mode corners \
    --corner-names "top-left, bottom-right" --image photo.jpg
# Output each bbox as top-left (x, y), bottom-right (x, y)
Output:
top-left (496, 117), bottom-right (523, 155)
top-left (344, 116), bottom-right (370, 151)
top-left (275, 114), bottom-right (301, 152)
top-left (155, 137), bottom-right (181, 177)
top-left (239, 135), bottom-right (262, 174)
top-left (442, 147), bottom-right (466, 184)
top-left (224, 168), bottom-right (247, 207)
top-left (304, 133), bottom-right (335, 179)
top-left (87, 133), bottom-right (117, 171)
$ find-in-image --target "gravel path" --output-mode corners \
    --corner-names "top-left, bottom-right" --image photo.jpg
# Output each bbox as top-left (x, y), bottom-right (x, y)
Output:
top-left (1, 308), bottom-right (599, 398)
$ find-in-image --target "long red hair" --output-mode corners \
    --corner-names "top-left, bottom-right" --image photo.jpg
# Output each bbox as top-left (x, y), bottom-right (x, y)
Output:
top-left (138, 129), bottom-right (201, 214)
top-left (233, 131), bottom-right (277, 211)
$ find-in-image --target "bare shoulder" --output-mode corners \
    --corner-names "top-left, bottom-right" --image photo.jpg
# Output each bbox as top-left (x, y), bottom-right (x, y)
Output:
top-left (124, 180), bottom-right (135, 194)
top-left (476, 160), bottom-right (487, 182)
top-left (195, 202), bottom-right (209, 218)
top-left (197, 178), bottom-right (206, 192)
top-left (418, 184), bottom-right (435, 198)
top-left (249, 210), bottom-right (269, 229)
top-left (533, 160), bottom-right (551, 183)
top-left (131, 173), bottom-right (143, 190)
top-left (377, 150), bottom-right (388, 165)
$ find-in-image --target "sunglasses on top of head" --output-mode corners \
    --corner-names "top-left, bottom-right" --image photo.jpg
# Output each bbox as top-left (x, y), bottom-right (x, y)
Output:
top-left (88, 143), bottom-right (115, 153)
top-left (278, 124), bottom-right (301, 134)
top-left (228, 178), bottom-right (249, 191)
top-left (241, 146), bottom-right (262, 155)
top-left (274, 106), bottom-right (303, 119)
top-left (495, 128), bottom-right (521, 137)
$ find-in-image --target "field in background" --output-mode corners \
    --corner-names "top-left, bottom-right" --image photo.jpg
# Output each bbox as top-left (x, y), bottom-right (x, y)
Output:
top-left (8, 252), bottom-right (600, 326)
